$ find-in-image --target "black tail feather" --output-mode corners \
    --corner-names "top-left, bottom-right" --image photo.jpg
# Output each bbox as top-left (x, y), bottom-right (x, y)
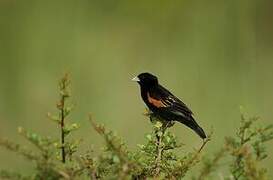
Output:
top-left (177, 116), bottom-right (206, 139)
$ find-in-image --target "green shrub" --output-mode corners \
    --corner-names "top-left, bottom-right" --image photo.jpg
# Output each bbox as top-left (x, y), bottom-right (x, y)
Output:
top-left (0, 74), bottom-right (272, 180)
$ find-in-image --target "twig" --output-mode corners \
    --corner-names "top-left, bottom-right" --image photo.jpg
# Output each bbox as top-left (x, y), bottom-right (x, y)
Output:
top-left (60, 94), bottom-right (66, 163)
top-left (155, 133), bottom-right (163, 175)
top-left (198, 137), bottom-right (211, 153)
top-left (58, 73), bottom-right (70, 163)
top-left (154, 122), bottom-right (169, 176)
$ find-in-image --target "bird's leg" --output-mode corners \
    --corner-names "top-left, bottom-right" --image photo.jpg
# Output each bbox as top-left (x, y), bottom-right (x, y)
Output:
top-left (149, 112), bottom-right (158, 123)
top-left (166, 120), bottom-right (174, 128)
top-left (163, 120), bottom-right (175, 130)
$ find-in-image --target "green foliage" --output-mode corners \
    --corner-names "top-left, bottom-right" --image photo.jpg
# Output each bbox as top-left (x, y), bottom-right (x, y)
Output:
top-left (225, 113), bottom-right (273, 180)
top-left (88, 117), bottom-right (139, 179)
top-left (194, 111), bottom-right (273, 180)
top-left (85, 114), bottom-right (210, 179)
top-left (133, 115), bottom-right (210, 179)
top-left (0, 74), bottom-right (272, 180)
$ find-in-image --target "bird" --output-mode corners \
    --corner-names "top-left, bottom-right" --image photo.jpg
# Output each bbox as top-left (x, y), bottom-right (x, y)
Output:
top-left (132, 72), bottom-right (206, 139)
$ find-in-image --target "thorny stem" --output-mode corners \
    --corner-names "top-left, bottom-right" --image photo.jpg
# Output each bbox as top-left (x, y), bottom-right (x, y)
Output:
top-left (154, 121), bottom-right (170, 176)
top-left (60, 95), bottom-right (66, 163)
top-left (155, 131), bottom-right (164, 175)
top-left (233, 120), bottom-right (253, 180)
top-left (198, 138), bottom-right (210, 153)
top-left (58, 74), bottom-right (70, 164)
top-left (155, 139), bottom-right (161, 173)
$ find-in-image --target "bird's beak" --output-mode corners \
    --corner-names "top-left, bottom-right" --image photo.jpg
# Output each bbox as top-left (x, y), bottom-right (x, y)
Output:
top-left (132, 76), bottom-right (140, 82)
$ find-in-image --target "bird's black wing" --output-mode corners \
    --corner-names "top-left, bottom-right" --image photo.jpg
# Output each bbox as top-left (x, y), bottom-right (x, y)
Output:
top-left (148, 85), bottom-right (206, 139)
top-left (154, 85), bottom-right (193, 116)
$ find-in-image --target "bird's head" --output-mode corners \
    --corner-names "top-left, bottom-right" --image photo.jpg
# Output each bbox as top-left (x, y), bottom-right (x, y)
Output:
top-left (132, 72), bottom-right (158, 88)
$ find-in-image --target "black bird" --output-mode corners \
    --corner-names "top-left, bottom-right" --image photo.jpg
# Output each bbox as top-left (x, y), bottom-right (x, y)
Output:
top-left (132, 72), bottom-right (206, 139)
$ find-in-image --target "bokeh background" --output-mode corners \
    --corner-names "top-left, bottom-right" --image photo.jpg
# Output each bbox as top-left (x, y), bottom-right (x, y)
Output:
top-left (0, 0), bottom-right (273, 178)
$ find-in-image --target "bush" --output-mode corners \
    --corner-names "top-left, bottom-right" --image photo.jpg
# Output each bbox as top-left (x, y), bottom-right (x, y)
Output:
top-left (0, 74), bottom-right (272, 180)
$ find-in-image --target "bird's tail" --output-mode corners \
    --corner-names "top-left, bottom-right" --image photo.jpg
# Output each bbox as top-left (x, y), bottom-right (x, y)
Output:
top-left (178, 116), bottom-right (206, 139)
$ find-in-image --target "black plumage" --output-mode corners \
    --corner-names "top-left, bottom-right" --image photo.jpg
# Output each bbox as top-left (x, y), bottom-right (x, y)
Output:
top-left (132, 72), bottom-right (206, 139)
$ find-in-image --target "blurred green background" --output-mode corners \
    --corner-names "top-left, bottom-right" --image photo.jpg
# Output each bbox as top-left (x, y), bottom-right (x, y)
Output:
top-left (0, 0), bottom-right (273, 178)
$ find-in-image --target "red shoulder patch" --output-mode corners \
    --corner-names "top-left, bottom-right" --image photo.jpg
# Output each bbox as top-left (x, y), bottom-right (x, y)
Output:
top-left (147, 92), bottom-right (166, 108)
